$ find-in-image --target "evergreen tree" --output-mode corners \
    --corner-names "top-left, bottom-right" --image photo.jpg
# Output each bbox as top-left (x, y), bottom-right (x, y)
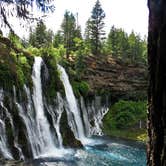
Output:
top-left (128, 31), bottom-right (146, 63)
top-left (61, 11), bottom-right (82, 58)
top-left (88, 0), bottom-right (105, 56)
top-left (106, 27), bottom-right (147, 63)
top-left (29, 20), bottom-right (53, 48)
top-left (84, 19), bottom-right (91, 52)
top-left (53, 30), bottom-right (63, 48)
top-left (106, 26), bottom-right (129, 58)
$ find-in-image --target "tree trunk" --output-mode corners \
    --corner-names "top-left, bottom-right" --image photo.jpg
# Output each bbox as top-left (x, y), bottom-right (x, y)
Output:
top-left (147, 0), bottom-right (166, 165)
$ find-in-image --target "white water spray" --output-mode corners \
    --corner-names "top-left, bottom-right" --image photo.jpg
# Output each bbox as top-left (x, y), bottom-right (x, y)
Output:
top-left (31, 56), bottom-right (59, 157)
top-left (0, 90), bottom-right (13, 159)
top-left (57, 65), bottom-right (92, 144)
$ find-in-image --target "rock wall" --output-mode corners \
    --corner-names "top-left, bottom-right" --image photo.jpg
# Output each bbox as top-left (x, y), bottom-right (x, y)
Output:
top-left (83, 55), bottom-right (147, 101)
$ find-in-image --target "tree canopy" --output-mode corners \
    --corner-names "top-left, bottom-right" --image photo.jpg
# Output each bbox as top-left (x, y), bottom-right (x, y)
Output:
top-left (60, 11), bottom-right (82, 58)
top-left (29, 20), bottom-right (53, 48)
top-left (0, 0), bottom-right (55, 32)
top-left (87, 0), bottom-right (105, 56)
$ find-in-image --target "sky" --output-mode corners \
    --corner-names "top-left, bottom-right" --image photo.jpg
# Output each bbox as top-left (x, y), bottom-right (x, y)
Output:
top-left (45, 0), bottom-right (149, 38)
top-left (3, 0), bottom-right (149, 38)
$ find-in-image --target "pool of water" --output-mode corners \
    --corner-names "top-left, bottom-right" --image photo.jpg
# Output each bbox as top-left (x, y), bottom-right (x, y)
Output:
top-left (1, 137), bottom-right (146, 166)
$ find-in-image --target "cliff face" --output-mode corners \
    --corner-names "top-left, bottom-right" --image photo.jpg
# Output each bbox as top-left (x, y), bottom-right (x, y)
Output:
top-left (83, 55), bottom-right (147, 100)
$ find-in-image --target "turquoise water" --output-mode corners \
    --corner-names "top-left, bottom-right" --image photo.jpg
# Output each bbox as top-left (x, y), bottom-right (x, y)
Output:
top-left (17, 137), bottom-right (146, 166)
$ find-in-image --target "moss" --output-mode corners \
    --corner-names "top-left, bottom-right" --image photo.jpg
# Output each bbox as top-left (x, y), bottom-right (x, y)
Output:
top-left (0, 42), bottom-right (33, 90)
top-left (42, 54), bottom-right (64, 102)
top-left (0, 35), bottom-right (34, 88)
top-left (103, 128), bottom-right (147, 142)
top-left (14, 53), bottom-right (33, 89)
top-left (71, 81), bottom-right (90, 97)
top-left (60, 111), bottom-right (83, 148)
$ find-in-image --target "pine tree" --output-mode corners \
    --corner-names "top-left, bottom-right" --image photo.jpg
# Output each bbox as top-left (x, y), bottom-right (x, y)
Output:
top-left (88, 0), bottom-right (105, 56)
top-left (61, 11), bottom-right (82, 58)
top-left (84, 19), bottom-right (91, 51)
top-left (106, 26), bottom-right (129, 58)
top-left (29, 21), bottom-right (53, 48)
top-left (53, 30), bottom-right (63, 48)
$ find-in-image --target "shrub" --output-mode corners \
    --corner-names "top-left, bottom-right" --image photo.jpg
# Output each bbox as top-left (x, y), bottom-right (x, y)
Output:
top-left (103, 100), bottom-right (147, 129)
top-left (72, 81), bottom-right (90, 97)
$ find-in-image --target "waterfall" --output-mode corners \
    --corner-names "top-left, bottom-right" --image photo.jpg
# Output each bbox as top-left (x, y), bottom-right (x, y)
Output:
top-left (0, 56), bottom-right (109, 160)
top-left (30, 56), bottom-right (58, 157)
top-left (14, 57), bottom-right (65, 158)
top-left (0, 90), bottom-right (13, 159)
top-left (58, 65), bottom-right (109, 141)
top-left (0, 97), bottom-right (24, 160)
top-left (0, 120), bottom-right (13, 159)
top-left (83, 96), bottom-right (109, 136)
top-left (57, 65), bottom-right (90, 144)
top-left (80, 96), bottom-right (91, 137)
top-left (45, 93), bottom-right (64, 148)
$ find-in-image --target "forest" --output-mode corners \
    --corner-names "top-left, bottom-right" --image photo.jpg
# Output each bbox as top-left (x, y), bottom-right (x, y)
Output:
top-left (0, 0), bottom-right (165, 166)
top-left (2, 0), bottom-right (147, 138)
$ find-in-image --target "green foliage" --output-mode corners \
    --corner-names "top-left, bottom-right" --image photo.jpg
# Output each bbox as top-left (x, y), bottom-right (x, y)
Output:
top-left (53, 31), bottom-right (63, 48)
top-left (16, 54), bottom-right (33, 87)
top-left (8, 31), bottom-right (23, 49)
top-left (29, 21), bottom-right (53, 48)
top-left (103, 100), bottom-right (147, 130)
top-left (41, 48), bottom-right (65, 101)
top-left (106, 26), bottom-right (129, 57)
top-left (107, 128), bottom-right (147, 142)
top-left (114, 111), bottom-right (136, 128)
top-left (87, 0), bottom-right (105, 55)
top-left (0, 59), bottom-right (15, 88)
top-left (26, 46), bottom-right (41, 56)
top-left (0, 48), bottom-right (33, 89)
top-left (61, 11), bottom-right (82, 57)
top-left (72, 81), bottom-right (90, 97)
top-left (105, 27), bottom-right (147, 64)
top-left (74, 38), bottom-right (89, 77)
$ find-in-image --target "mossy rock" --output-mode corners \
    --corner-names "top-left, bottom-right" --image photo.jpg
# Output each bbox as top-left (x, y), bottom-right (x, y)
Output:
top-left (42, 56), bottom-right (64, 104)
top-left (3, 94), bottom-right (33, 159)
top-left (60, 111), bottom-right (83, 148)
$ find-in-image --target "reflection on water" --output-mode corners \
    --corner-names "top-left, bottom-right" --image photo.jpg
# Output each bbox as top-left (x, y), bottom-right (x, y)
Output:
top-left (1, 137), bottom-right (146, 166)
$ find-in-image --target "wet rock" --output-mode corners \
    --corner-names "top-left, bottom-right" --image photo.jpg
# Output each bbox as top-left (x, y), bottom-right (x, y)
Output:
top-left (60, 111), bottom-right (83, 148)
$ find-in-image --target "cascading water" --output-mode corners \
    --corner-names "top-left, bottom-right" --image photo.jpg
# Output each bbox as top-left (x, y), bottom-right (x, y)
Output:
top-left (86, 97), bottom-right (109, 136)
top-left (14, 57), bottom-right (69, 159)
top-left (31, 56), bottom-right (59, 157)
top-left (16, 57), bottom-right (63, 158)
top-left (0, 56), bottom-right (109, 161)
top-left (0, 92), bottom-right (24, 160)
top-left (80, 96), bottom-right (109, 136)
top-left (58, 65), bottom-right (109, 142)
top-left (57, 65), bottom-right (86, 142)
top-left (0, 90), bottom-right (13, 159)
top-left (0, 119), bottom-right (13, 160)
top-left (44, 92), bottom-right (64, 148)
top-left (0, 55), bottom-right (146, 165)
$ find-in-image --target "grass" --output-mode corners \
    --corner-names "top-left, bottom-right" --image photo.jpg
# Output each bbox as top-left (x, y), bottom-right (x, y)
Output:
top-left (104, 128), bottom-right (147, 142)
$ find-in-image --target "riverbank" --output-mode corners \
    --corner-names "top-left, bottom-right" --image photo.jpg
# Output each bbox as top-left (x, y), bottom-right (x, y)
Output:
top-left (104, 128), bottom-right (147, 143)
